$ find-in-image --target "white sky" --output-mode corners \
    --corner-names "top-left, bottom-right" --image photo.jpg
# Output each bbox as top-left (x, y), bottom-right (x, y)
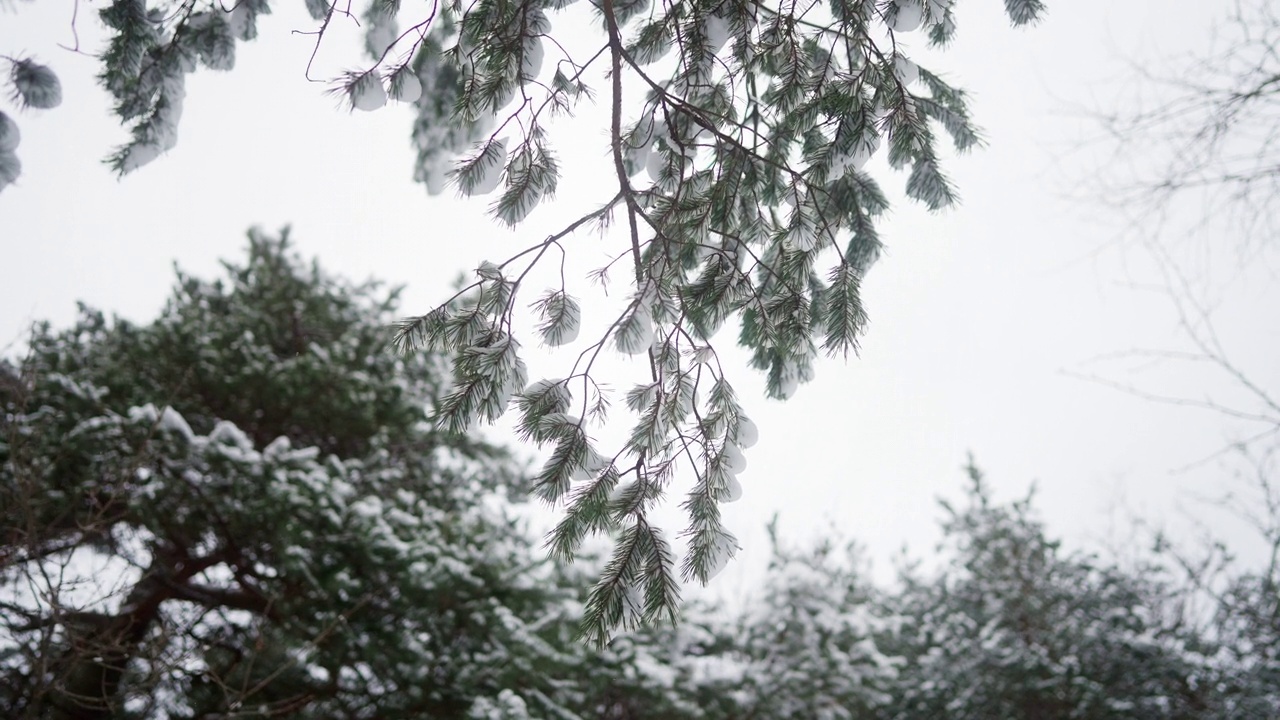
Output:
top-left (3, 0), bottom-right (1276, 594)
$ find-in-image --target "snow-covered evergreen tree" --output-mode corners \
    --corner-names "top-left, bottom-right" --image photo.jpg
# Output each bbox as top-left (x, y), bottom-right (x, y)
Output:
top-left (729, 523), bottom-right (898, 718)
top-left (881, 464), bottom-right (1215, 719)
top-left (1202, 568), bottom-right (1280, 718)
top-left (0, 231), bottom-right (681, 718)
top-left (658, 464), bottom-right (1277, 720)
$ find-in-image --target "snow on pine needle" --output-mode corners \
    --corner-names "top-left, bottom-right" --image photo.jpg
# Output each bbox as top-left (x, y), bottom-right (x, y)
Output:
top-left (532, 290), bottom-right (581, 347)
top-left (6, 58), bottom-right (62, 110)
top-left (0, 57), bottom-right (62, 192)
top-left (0, 148), bottom-right (19, 192)
top-left (342, 70), bottom-right (388, 112)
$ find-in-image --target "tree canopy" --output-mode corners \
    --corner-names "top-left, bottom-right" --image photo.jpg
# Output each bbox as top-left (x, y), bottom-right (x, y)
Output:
top-left (0, 231), bottom-right (600, 716)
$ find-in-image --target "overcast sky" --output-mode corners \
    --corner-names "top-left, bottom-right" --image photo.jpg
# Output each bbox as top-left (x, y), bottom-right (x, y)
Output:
top-left (3, 0), bottom-right (1276, 592)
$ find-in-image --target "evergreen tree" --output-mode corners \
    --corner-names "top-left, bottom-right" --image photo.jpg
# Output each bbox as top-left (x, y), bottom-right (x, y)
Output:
top-left (668, 464), bottom-right (1272, 720)
top-left (0, 230), bottom-right (678, 718)
top-left (1202, 568), bottom-right (1280, 718)
top-left (730, 523), bottom-right (897, 719)
top-left (880, 465), bottom-right (1214, 719)
top-left (9, 0), bottom-right (1048, 638)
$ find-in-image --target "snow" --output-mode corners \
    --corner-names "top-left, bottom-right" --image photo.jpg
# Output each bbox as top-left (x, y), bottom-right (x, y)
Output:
top-left (350, 72), bottom-right (388, 112)
top-left (786, 202), bottom-right (820, 252)
top-left (366, 14), bottom-right (399, 57)
top-left (115, 68), bottom-right (186, 172)
top-left (705, 532), bottom-right (738, 581)
top-left (471, 689), bottom-right (530, 719)
top-left (705, 14), bottom-right (732, 53)
top-left (522, 37), bottom-right (545, 82)
top-left (736, 416), bottom-right (759, 448)
top-left (424, 164), bottom-right (447, 196)
top-left (0, 151), bottom-right (20, 191)
top-left (609, 479), bottom-right (636, 503)
top-left (156, 74), bottom-right (186, 151)
top-left (723, 443), bottom-right (748, 474)
top-left (463, 137), bottom-right (509, 196)
top-left (778, 361), bottom-right (800, 399)
top-left (537, 411), bottom-right (584, 435)
top-left (523, 377), bottom-right (570, 405)
top-left (634, 648), bottom-right (680, 688)
top-left (542, 295), bottom-right (581, 346)
top-left (228, 3), bottom-right (254, 39)
top-left (501, 190), bottom-right (542, 221)
top-left (187, 13), bottom-right (234, 68)
top-left (127, 403), bottom-right (159, 424)
top-left (500, 150), bottom-right (545, 223)
top-left (548, 314), bottom-right (579, 345)
top-left (477, 259), bottom-right (503, 279)
top-left (0, 112), bottom-right (18, 152)
top-left (626, 114), bottom-right (656, 175)
top-left (628, 381), bottom-right (660, 412)
top-left (724, 474), bottom-right (743, 502)
top-left (645, 142), bottom-right (665, 183)
top-left (615, 303), bottom-right (655, 356)
top-left (889, 0), bottom-right (925, 33)
top-left (850, 134), bottom-right (881, 171)
top-left (391, 71), bottom-right (423, 103)
top-left (626, 140), bottom-right (653, 177)
top-left (492, 354), bottom-right (529, 418)
top-left (830, 129), bottom-right (881, 178)
top-left (10, 59), bottom-right (62, 109)
top-left (872, 100), bottom-right (892, 124)
top-left (158, 405), bottom-right (195, 442)
top-left (208, 420), bottom-right (253, 450)
top-left (893, 56), bottom-right (920, 86)
top-left (351, 495), bottom-right (384, 519)
top-left (569, 446), bottom-right (608, 480)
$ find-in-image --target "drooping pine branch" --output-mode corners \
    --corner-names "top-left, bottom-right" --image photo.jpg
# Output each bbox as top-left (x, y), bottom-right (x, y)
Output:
top-left (58, 0), bottom-right (1049, 642)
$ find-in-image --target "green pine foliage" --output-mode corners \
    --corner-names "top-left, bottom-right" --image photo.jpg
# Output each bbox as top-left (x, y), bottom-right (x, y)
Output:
top-left (11, 0), bottom-right (1052, 637)
top-left (385, 0), bottom-right (1048, 639)
top-left (0, 231), bottom-right (652, 718)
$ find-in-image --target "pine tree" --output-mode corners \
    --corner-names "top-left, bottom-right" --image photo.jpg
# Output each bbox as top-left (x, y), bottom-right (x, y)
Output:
top-left (0, 230), bottom-right (679, 718)
top-left (659, 463), bottom-right (1270, 720)
top-left (731, 523), bottom-right (898, 718)
top-left (881, 463), bottom-right (1214, 720)
top-left (12, 0), bottom-right (1048, 639)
